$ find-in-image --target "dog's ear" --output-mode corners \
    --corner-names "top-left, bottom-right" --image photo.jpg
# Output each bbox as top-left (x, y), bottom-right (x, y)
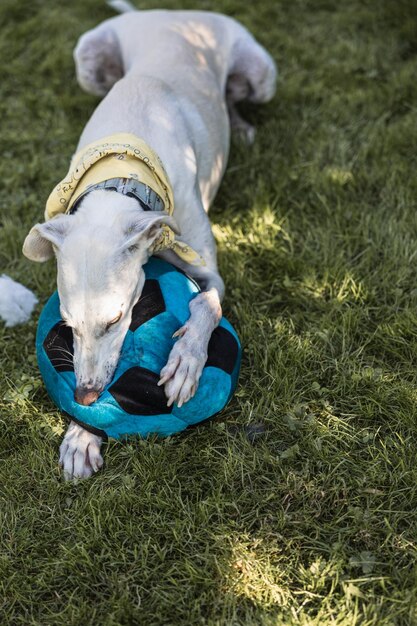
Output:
top-left (122, 211), bottom-right (181, 251)
top-left (23, 215), bottom-right (73, 262)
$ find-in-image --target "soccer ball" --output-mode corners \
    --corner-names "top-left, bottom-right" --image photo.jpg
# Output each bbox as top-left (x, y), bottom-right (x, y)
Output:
top-left (37, 258), bottom-right (241, 439)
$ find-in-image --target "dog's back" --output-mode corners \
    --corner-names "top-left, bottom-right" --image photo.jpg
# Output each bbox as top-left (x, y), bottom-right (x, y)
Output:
top-left (74, 8), bottom-right (276, 210)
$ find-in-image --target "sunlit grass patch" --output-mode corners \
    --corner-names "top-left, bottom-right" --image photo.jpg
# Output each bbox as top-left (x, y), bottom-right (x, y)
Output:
top-left (225, 537), bottom-right (290, 607)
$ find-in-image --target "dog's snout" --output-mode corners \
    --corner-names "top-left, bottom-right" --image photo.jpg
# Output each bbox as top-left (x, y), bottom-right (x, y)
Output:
top-left (74, 386), bottom-right (100, 406)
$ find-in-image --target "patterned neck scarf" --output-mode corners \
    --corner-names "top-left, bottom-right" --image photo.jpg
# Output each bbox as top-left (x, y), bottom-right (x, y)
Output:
top-left (45, 133), bottom-right (205, 266)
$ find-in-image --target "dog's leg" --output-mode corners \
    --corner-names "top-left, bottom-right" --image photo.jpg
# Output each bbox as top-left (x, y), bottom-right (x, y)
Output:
top-left (226, 27), bottom-right (277, 144)
top-left (74, 23), bottom-right (124, 97)
top-left (159, 270), bottom-right (224, 407)
top-left (226, 74), bottom-right (256, 145)
top-left (157, 205), bottom-right (225, 407)
top-left (59, 421), bottom-right (103, 480)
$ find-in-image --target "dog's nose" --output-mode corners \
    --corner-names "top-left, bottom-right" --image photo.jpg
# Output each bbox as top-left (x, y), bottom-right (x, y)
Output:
top-left (74, 386), bottom-right (100, 406)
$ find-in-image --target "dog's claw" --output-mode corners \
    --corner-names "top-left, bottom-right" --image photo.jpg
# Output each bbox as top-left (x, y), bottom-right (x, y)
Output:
top-left (90, 454), bottom-right (104, 473)
top-left (158, 355), bottom-right (180, 386)
top-left (172, 324), bottom-right (188, 339)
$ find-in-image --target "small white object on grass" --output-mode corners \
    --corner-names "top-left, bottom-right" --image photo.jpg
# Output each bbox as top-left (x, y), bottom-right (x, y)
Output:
top-left (0, 275), bottom-right (38, 327)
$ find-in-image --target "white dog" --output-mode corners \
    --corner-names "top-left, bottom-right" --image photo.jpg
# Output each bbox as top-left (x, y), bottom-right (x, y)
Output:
top-left (23, 5), bottom-right (276, 479)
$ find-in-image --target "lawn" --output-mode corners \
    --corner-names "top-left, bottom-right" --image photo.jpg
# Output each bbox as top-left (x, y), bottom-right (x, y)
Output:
top-left (1, 0), bottom-right (417, 624)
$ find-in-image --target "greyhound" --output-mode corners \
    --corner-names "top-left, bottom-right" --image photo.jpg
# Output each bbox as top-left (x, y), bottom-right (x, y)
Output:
top-left (23, 5), bottom-right (277, 479)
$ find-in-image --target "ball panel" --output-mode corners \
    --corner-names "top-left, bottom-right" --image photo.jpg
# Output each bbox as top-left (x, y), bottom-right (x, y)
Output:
top-left (217, 318), bottom-right (242, 402)
top-left (106, 411), bottom-right (188, 440)
top-left (43, 321), bottom-right (74, 372)
top-left (172, 367), bottom-right (231, 425)
top-left (38, 332), bottom-right (77, 418)
top-left (141, 257), bottom-right (178, 281)
top-left (131, 311), bottom-right (178, 375)
top-left (108, 366), bottom-right (172, 416)
top-left (158, 271), bottom-right (200, 327)
top-left (129, 279), bottom-right (165, 331)
top-left (205, 326), bottom-right (239, 375)
top-left (218, 316), bottom-right (240, 342)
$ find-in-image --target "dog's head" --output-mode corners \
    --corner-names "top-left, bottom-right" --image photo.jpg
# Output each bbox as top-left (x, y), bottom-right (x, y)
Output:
top-left (23, 190), bottom-right (179, 405)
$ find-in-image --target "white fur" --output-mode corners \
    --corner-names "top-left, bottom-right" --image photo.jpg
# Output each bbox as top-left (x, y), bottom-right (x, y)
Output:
top-left (0, 275), bottom-right (38, 327)
top-left (23, 7), bottom-right (276, 479)
top-left (106, 0), bottom-right (136, 13)
top-left (59, 420), bottom-right (103, 479)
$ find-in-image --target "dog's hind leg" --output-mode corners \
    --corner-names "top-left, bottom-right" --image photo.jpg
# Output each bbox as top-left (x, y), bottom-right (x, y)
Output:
top-left (226, 76), bottom-right (257, 145)
top-left (74, 22), bottom-right (124, 97)
top-left (226, 26), bottom-right (277, 143)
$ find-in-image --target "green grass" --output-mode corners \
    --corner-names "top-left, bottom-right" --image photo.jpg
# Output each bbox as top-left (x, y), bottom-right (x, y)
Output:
top-left (1, 0), bottom-right (417, 623)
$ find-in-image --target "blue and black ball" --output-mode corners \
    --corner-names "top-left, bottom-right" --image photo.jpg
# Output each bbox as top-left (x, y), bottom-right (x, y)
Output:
top-left (36, 258), bottom-right (241, 439)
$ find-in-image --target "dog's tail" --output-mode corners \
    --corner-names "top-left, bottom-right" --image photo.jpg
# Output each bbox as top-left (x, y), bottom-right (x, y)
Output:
top-left (106, 0), bottom-right (136, 13)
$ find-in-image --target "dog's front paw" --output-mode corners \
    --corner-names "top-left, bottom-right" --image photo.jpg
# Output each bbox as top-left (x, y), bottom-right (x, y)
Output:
top-left (158, 329), bottom-right (206, 408)
top-left (59, 421), bottom-right (103, 480)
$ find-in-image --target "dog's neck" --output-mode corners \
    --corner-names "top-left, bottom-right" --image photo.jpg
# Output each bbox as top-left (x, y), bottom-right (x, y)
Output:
top-left (74, 188), bottom-right (142, 227)
top-left (70, 178), bottom-right (165, 215)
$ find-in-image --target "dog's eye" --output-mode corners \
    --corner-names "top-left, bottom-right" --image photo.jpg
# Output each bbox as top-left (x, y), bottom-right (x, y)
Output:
top-left (106, 312), bottom-right (122, 330)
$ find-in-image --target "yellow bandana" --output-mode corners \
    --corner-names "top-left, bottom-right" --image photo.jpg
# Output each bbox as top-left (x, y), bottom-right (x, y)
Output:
top-left (44, 133), bottom-right (205, 266)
